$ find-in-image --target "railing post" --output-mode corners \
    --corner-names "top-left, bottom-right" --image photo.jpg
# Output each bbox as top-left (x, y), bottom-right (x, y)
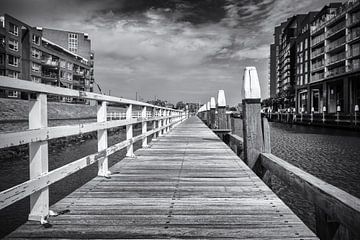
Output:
top-left (210, 97), bottom-right (216, 129)
top-left (242, 67), bottom-right (263, 169)
top-left (29, 93), bottom-right (49, 221)
top-left (141, 106), bottom-right (148, 148)
top-left (153, 108), bottom-right (158, 139)
top-left (126, 104), bottom-right (135, 157)
top-left (217, 90), bottom-right (227, 129)
top-left (97, 101), bottom-right (110, 177)
top-left (159, 109), bottom-right (163, 136)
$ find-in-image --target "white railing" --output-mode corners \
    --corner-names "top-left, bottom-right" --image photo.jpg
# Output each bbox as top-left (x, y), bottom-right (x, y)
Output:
top-left (0, 76), bottom-right (187, 222)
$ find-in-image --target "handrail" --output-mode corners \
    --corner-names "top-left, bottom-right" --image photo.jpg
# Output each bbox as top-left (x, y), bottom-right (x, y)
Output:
top-left (0, 77), bottom-right (188, 222)
top-left (0, 76), bottom-right (179, 112)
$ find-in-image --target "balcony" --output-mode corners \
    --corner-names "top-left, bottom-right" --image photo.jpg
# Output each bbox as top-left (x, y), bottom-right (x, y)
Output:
top-left (311, 48), bottom-right (325, 59)
top-left (326, 52), bottom-right (346, 66)
top-left (326, 66), bottom-right (346, 78)
top-left (73, 70), bottom-right (85, 76)
top-left (311, 73), bottom-right (325, 82)
top-left (347, 60), bottom-right (360, 72)
top-left (347, 12), bottom-right (360, 27)
top-left (311, 63), bottom-right (325, 72)
top-left (347, 29), bottom-right (360, 43)
top-left (42, 58), bottom-right (59, 67)
top-left (42, 72), bottom-right (58, 82)
top-left (326, 36), bottom-right (346, 52)
top-left (326, 21), bottom-right (346, 39)
top-left (347, 46), bottom-right (360, 58)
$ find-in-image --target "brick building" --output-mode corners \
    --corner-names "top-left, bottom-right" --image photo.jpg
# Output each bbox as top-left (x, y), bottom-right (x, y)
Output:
top-left (0, 14), bottom-right (94, 101)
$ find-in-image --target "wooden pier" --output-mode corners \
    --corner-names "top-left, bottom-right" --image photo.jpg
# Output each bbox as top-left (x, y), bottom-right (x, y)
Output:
top-left (7, 117), bottom-right (317, 239)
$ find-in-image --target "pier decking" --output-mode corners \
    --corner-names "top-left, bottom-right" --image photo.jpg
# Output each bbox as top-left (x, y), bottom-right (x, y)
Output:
top-left (7, 117), bottom-right (317, 239)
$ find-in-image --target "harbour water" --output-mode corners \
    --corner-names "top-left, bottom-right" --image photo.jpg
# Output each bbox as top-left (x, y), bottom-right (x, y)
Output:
top-left (0, 119), bottom-right (359, 237)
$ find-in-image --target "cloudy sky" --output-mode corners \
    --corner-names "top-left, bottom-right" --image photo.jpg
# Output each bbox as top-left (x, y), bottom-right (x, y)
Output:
top-left (1, 0), bottom-right (343, 105)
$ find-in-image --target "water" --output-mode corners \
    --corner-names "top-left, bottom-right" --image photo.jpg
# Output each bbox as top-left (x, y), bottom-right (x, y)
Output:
top-left (233, 118), bottom-right (360, 231)
top-left (0, 121), bottom-right (150, 238)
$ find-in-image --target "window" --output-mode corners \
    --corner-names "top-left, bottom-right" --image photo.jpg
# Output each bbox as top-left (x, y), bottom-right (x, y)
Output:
top-left (8, 90), bottom-right (19, 98)
top-left (8, 39), bottom-right (18, 51)
top-left (68, 33), bottom-right (78, 53)
top-left (60, 60), bottom-right (66, 68)
top-left (66, 72), bottom-right (72, 81)
top-left (0, 16), bottom-right (4, 28)
top-left (0, 35), bottom-right (5, 47)
top-left (31, 48), bottom-right (41, 59)
top-left (304, 63), bottom-right (308, 73)
top-left (305, 50), bottom-right (308, 61)
top-left (305, 39), bottom-right (308, 49)
top-left (9, 22), bottom-right (18, 36)
top-left (0, 54), bottom-right (3, 64)
top-left (32, 62), bottom-right (41, 72)
top-left (67, 62), bottom-right (73, 70)
top-left (304, 74), bottom-right (308, 84)
top-left (32, 34), bottom-right (40, 45)
top-left (8, 55), bottom-right (19, 67)
top-left (7, 70), bottom-right (19, 78)
top-left (32, 76), bottom-right (41, 83)
top-left (300, 41), bottom-right (303, 51)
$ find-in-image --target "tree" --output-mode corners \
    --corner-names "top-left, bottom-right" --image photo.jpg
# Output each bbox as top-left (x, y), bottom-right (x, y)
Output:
top-left (175, 101), bottom-right (186, 110)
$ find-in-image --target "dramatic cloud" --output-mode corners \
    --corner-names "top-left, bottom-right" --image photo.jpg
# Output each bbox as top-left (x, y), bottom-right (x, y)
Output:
top-left (0, 0), bottom-right (344, 105)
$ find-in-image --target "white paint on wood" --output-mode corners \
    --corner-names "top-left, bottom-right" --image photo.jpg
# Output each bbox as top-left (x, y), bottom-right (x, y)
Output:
top-left (217, 90), bottom-right (226, 107)
top-left (142, 106), bottom-right (148, 147)
top-left (210, 97), bottom-right (216, 109)
top-left (28, 93), bottom-right (49, 221)
top-left (126, 104), bottom-right (135, 157)
top-left (97, 101), bottom-right (110, 177)
top-left (243, 66), bottom-right (261, 99)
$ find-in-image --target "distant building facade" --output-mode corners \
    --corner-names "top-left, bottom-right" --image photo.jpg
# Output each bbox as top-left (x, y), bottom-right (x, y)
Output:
top-left (270, 1), bottom-right (360, 114)
top-left (0, 14), bottom-right (94, 102)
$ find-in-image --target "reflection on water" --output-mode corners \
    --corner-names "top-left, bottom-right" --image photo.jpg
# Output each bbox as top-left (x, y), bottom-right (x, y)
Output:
top-left (233, 119), bottom-right (360, 231)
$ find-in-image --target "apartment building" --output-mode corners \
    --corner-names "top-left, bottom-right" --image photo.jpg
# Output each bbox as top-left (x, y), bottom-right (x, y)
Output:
top-left (271, 1), bottom-right (360, 114)
top-left (0, 14), bottom-right (94, 101)
top-left (277, 15), bottom-right (306, 109)
top-left (294, 12), bottom-right (320, 113)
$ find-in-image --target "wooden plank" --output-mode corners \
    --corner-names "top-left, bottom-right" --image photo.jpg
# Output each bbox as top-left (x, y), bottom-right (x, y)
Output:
top-left (7, 116), bottom-right (317, 239)
top-left (261, 152), bottom-right (360, 238)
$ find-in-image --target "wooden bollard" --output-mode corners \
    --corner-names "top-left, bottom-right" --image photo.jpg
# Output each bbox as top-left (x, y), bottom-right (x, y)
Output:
top-left (242, 66), bottom-right (263, 169)
top-left (217, 90), bottom-right (227, 129)
top-left (210, 97), bottom-right (216, 129)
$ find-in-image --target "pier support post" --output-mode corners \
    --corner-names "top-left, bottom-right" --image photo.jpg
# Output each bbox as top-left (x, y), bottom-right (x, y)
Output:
top-left (126, 104), bottom-right (135, 157)
top-left (206, 102), bottom-right (210, 126)
top-left (159, 109), bottom-right (163, 136)
top-left (242, 67), bottom-right (263, 169)
top-left (210, 97), bottom-right (216, 129)
top-left (97, 101), bottom-right (110, 177)
top-left (217, 90), bottom-right (227, 129)
top-left (142, 106), bottom-right (148, 148)
top-left (29, 93), bottom-right (49, 221)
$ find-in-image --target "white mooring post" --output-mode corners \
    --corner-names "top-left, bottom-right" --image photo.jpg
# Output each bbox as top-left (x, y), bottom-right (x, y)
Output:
top-left (126, 104), bottom-right (135, 157)
top-left (217, 90), bottom-right (227, 129)
top-left (242, 66), bottom-right (263, 169)
top-left (29, 93), bottom-right (49, 221)
top-left (207, 101), bottom-right (211, 126)
top-left (141, 106), bottom-right (148, 148)
top-left (97, 101), bottom-right (110, 177)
